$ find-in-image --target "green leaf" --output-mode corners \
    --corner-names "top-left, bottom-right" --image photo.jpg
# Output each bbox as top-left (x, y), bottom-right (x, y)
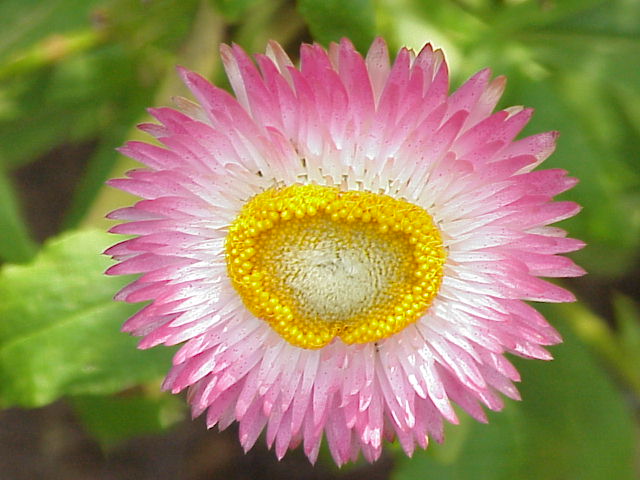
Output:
top-left (611, 295), bottom-right (640, 395)
top-left (209, 0), bottom-right (261, 21)
top-left (614, 294), bottom-right (640, 361)
top-left (0, 52), bottom-right (106, 171)
top-left (394, 316), bottom-right (636, 480)
top-left (0, 168), bottom-right (37, 263)
top-left (61, 82), bottom-right (152, 230)
top-left (393, 404), bottom-right (525, 480)
top-left (560, 300), bottom-right (640, 397)
top-left (71, 392), bottom-right (186, 446)
top-left (0, 229), bottom-right (174, 408)
top-left (527, 0), bottom-right (640, 39)
top-left (503, 73), bottom-right (640, 276)
top-left (489, 0), bottom-right (606, 32)
top-left (398, 0), bottom-right (640, 277)
top-left (297, 0), bottom-right (376, 52)
top-left (514, 312), bottom-right (635, 479)
top-left (0, 0), bottom-right (103, 63)
top-left (0, 0), bottom-right (201, 172)
top-left (502, 2), bottom-right (640, 276)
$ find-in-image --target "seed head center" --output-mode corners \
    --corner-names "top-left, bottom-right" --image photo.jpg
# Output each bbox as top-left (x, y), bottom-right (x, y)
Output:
top-left (262, 216), bottom-right (413, 323)
top-left (225, 184), bottom-right (446, 349)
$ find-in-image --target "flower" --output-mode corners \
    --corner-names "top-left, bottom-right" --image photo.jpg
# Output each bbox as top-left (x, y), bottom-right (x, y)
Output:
top-left (105, 38), bottom-right (585, 465)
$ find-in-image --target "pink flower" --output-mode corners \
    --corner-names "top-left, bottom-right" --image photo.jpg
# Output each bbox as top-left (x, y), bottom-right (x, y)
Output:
top-left (106, 38), bottom-right (585, 465)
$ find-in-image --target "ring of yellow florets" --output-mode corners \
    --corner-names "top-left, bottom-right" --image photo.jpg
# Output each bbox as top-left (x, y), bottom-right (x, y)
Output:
top-left (225, 184), bottom-right (446, 349)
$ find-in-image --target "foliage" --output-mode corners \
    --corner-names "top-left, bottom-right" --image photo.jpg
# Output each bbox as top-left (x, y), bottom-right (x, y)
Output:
top-left (394, 319), bottom-right (636, 480)
top-left (0, 230), bottom-right (175, 407)
top-left (0, 0), bottom-right (638, 478)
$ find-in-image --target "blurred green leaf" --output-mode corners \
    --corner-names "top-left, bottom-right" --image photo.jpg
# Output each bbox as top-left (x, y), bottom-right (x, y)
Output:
top-left (0, 46), bottom-right (123, 171)
top-left (525, 0), bottom-right (640, 39)
top-left (0, 168), bottom-right (37, 263)
top-left (560, 300), bottom-right (640, 397)
top-left (297, 0), bottom-right (376, 52)
top-left (227, 0), bottom-right (305, 55)
top-left (513, 312), bottom-right (635, 479)
top-left (402, 0), bottom-right (640, 277)
top-left (61, 68), bottom-right (153, 229)
top-left (71, 391), bottom-right (186, 446)
top-left (0, 0), bottom-right (103, 63)
top-left (424, 409), bottom-right (472, 465)
top-left (394, 317), bottom-right (636, 480)
top-left (503, 1), bottom-right (640, 276)
top-left (489, 0), bottom-right (605, 32)
top-left (394, 405), bottom-right (524, 480)
top-left (614, 294), bottom-right (640, 362)
top-left (209, 0), bottom-right (261, 21)
top-left (75, 0), bottom-right (227, 231)
top-left (0, 229), bottom-right (174, 408)
top-left (503, 73), bottom-right (640, 276)
top-left (0, 0), bottom-right (200, 171)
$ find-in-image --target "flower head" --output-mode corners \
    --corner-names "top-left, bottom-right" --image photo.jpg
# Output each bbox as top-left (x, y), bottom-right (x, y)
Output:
top-left (106, 38), bottom-right (585, 465)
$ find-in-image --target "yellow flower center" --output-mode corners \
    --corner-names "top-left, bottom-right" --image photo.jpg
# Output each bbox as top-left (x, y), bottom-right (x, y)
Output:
top-left (225, 184), bottom-right (446, 349)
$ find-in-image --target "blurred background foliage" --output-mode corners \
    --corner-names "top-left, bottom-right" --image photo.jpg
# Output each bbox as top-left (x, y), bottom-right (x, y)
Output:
top-left (0, 0), bottom-right (638, 478)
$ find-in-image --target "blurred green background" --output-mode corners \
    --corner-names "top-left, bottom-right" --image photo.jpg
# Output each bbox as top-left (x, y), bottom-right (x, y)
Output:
top-left (0, 0), bottom-right (638, 478)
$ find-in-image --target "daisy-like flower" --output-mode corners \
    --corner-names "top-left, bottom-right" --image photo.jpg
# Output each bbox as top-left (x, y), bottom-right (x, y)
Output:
top-left (106, 38), bottom-right (585, 465)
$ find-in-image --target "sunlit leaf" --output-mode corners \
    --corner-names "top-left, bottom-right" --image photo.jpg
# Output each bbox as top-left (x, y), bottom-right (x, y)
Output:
top-left (0, 229), bottom-right (174, 407)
